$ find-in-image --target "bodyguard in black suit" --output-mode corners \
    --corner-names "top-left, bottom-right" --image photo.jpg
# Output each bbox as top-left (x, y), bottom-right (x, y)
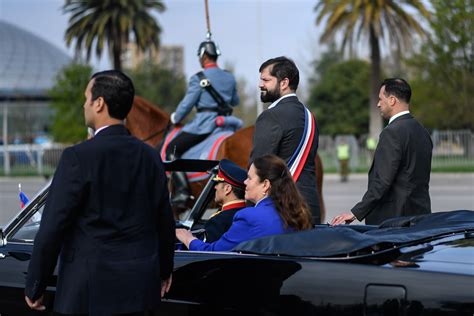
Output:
top-left (250, 57), bottom-right (320, 224)
top-left (25, 71), bottom-right (175, 315)
top-left (332, 78), bottom-right (432, 226)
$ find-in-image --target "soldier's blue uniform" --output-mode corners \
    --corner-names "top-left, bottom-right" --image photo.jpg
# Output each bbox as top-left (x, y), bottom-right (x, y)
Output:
top-left (167, 40), bottom-right (240, 208)
top-left (172, 65), bottom-right (240, 135)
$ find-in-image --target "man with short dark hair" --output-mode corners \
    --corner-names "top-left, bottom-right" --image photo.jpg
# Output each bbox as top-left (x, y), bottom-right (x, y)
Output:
top-left (166, 39), bottom-right (240, 208)
top-left (205, 159), bottom-right (247, 242)
top-left (250, 56), bottom-right (320, 224)
top-left (332, 78), bottom-right (433, 225)
top-left (25, 70), bottom-right (175, 315)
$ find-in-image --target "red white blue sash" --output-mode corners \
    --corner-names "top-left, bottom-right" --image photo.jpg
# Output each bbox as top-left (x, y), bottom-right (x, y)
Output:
top-left (287, 106), bottom-right (316, 182)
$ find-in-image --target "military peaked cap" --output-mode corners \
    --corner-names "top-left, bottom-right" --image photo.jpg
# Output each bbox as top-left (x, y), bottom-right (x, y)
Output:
top-left (212, 159), bottom-right (247, 189)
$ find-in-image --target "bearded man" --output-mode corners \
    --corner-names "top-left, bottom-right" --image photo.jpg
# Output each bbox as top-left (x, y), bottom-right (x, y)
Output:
top-left (250, 56), bottom-right (321, 224)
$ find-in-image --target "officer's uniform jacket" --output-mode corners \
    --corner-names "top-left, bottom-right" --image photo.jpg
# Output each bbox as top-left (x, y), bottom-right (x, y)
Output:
top-left (204, 200), bottom-right (246, 242)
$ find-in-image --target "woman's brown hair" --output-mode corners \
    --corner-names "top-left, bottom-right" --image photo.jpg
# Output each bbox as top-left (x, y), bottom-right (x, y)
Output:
top-left (253, 154), bottom-right (312, 230)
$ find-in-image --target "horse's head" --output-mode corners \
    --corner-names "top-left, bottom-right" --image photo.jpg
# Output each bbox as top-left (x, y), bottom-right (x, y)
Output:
top-left (126, 96), bottom-right (171, 147)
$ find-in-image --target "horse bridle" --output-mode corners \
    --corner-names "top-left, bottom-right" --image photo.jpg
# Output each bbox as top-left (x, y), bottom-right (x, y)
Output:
top-left (141, 121), bottom-right (172, 143)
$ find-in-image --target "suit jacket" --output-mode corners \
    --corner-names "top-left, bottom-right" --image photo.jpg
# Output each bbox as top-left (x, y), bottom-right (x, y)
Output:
top-left (204, 201), bottom-right (246, 243)
top-left (352, 114), bottom-right (433, 225)
top-left (25, 124), bottom-right (175, 315)
top-left (174, 66), bottom-right (240, 135)
top-left (190, 197), bottom-right (290, 251)
top-left (250, 95), bottom-right (320, 223)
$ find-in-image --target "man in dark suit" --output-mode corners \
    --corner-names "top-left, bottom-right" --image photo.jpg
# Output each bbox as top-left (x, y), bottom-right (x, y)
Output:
top-left (25, 70), bottom-right (175, 315)
top-left (332, 78), bottom-right (432, 226)
top-left (205, 159), bottom-right (247, 242)
top-left (250, 56), bottom-right (320, 224)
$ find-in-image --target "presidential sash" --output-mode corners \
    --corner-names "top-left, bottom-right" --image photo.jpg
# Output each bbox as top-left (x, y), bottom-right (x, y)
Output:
top-left (287, 106), bottom-right (316, 182)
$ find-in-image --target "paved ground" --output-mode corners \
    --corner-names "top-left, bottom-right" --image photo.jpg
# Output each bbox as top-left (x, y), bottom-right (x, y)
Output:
top-left (1, 173), bottom-right (473, 226)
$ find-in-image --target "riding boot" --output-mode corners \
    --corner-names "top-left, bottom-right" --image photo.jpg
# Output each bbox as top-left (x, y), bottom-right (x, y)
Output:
top-left (170, 171), bottom-right (191, 209)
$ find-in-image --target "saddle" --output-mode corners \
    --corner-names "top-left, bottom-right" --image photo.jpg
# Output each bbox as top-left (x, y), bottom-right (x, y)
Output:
top-left (160, 116), bottom-right (242, 182)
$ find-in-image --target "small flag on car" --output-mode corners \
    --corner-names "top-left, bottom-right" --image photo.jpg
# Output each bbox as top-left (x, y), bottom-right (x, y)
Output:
top-left (19, 184), bottom-right (29, 208)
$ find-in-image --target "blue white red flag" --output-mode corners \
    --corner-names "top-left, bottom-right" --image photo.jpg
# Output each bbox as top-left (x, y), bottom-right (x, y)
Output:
top-left (287, 106), bottom-right (316, 182)
top-left (19, 184), bottom-right (29, 208)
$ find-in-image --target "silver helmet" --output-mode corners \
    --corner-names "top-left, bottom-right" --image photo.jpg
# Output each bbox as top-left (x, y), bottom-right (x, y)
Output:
top-left (197, 40), bottom-right (221, 58)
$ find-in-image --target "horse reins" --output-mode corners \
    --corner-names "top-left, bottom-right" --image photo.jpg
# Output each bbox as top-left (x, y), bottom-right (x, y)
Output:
top-left (141, 121), bottom-right (172, 143)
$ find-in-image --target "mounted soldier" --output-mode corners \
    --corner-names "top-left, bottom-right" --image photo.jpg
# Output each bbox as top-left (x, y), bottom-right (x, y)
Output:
top-left (166, 35), bottom-right (240, 208)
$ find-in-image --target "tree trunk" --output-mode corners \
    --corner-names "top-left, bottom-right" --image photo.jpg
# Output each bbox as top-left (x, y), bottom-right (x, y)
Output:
top-left (113, 41), bottom-right (122, 71)
top-left (369, 25), bottom-right (383, 140)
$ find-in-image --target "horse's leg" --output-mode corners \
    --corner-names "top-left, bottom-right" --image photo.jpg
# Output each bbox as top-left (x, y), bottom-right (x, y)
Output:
top-left (315, 154), bottom-right (325, 223)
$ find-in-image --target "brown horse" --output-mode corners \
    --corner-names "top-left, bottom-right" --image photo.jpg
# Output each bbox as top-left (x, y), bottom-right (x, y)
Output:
top-left (126, 96), bottom-right (326, 222)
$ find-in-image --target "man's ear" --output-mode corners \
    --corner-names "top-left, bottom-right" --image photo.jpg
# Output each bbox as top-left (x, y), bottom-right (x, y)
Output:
top-left (223, 183), bottom-right (233, 196)
top-left (389, 95), bottom-right (398, 107)
top-left (95, 97), bottom-right (106, 113)
top-left (279, 78), bottom-right (290, 91)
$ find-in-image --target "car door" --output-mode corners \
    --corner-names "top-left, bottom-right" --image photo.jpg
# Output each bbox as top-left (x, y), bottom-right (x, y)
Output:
top-left (0, 197), bottom-right (57, 316)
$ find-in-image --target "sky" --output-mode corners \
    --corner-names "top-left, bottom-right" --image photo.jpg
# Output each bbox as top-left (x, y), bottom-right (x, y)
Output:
top-left (0, 0), bottom-right (326, 100)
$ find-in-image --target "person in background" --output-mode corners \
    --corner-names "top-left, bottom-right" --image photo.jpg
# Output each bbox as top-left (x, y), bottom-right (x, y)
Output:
top-left (205, 159), bottom-right (247, 242)
top-left (336, 139), bottom-right (350, 182)
top-left (25, 70), bottom-right (175, 315)
top-left (331, 78), bottom-right (433, 226)
top-left (250, 56), bottom-right (320, 224)
top-left (366, 136), bottom-right (377, 166)
top-left (166, 39), bottom-right (240, 209)
top-left (176, 154), bottom-right (313, 251)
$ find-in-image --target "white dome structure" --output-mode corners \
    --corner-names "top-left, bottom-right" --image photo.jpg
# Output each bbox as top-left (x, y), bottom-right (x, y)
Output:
top-left (0, 21), bottom-right (70, 99)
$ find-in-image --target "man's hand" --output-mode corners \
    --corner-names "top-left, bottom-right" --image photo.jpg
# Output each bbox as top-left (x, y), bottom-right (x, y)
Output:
top-left (161, 274), bottom-right (172, 298)
top-left (25, 295), bottom-right (45, 311)
top-left (331, 212), bottom-right (356, 226)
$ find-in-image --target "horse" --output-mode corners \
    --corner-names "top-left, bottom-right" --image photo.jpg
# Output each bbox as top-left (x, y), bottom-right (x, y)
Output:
top-left (126, 96), bottom-right (326, 222)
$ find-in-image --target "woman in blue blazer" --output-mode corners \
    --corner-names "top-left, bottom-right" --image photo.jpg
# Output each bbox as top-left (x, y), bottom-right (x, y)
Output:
top-left (176, 154), bottom-right (313, 251)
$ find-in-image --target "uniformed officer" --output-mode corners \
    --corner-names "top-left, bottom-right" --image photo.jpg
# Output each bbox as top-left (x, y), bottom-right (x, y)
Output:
top-left (166, 39), bottom-right (240, 208)
top-left (205, 159), bottom-right (247, 242)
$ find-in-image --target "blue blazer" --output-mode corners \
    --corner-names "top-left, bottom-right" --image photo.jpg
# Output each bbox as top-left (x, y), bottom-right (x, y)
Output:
top-left (189, 197), bottom-right (289, 251)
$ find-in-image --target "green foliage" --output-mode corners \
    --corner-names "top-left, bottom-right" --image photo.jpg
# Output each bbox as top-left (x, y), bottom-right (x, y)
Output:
top-left (63, 0), bottom-right (165, 70)
top-left (308, 57), bottom-right (370, 136)
top-left (126, 62), bottom-right (186, 113)
top-left (314, 0), bottom-right (430, 53)
top-left (314, 0), bottom-right (431, 138)
top-left (48, 63), bottom-right (92, 143)
top-left (407, 0), bottom-right (474, 130)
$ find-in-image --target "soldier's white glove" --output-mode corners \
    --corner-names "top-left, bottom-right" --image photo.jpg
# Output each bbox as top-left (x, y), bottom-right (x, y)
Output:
top-left (170, 112), bottom-right (177, 124)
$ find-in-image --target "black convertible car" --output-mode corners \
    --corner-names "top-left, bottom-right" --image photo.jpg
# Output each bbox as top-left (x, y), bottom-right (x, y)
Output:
top-left (1, 160), bottom-right (473, 315)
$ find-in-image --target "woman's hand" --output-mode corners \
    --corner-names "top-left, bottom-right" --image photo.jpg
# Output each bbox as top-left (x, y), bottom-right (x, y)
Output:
top-left (176, 228), bottom-right (198, 249)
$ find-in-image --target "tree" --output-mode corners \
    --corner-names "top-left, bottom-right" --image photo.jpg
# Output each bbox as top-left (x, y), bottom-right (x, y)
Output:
top-left (407, 0), bottom-right (474, 130)
top-left (127, 62), bottom-right (186, 113)
top-left (314, 0), bottom-right (431, 139)
top-left (48, 63), bottom-right (93, 143)
top-left (308, 57), bottom-right (370, 136)
top-left (63, 0), bottom-right (165, 70)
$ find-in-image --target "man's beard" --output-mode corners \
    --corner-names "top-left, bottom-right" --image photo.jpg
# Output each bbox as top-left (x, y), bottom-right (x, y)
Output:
top-left (260, 86), bottom-right (281, 103)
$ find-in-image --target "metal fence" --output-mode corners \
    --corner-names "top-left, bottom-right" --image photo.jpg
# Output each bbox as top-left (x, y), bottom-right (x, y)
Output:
top-left (319, 130), bottom-right (474, 172)
top-left (1, 130), bottom-right (473, 176)
top-left (0, 144), bottom-right (66, 176)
